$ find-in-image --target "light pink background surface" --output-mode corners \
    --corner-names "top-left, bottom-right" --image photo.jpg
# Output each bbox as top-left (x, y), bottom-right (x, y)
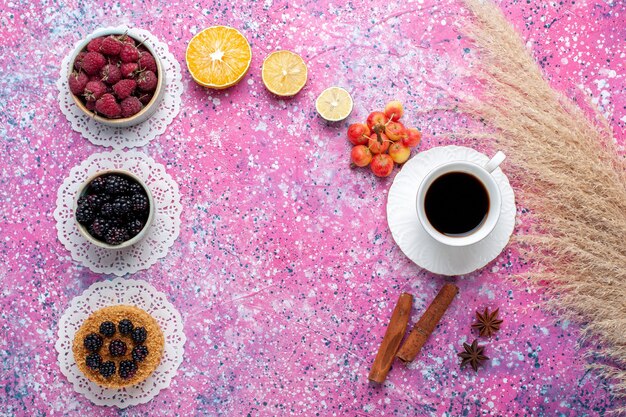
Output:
top-left (1, 0), bottom-right (624, 415)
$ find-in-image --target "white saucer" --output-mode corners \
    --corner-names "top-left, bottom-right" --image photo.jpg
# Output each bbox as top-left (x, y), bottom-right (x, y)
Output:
top-left (387, 145), bottom-right (516, 276)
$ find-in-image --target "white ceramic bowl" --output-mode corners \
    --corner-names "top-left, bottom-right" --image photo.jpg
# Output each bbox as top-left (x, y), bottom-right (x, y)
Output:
top-left (75, 169), bottom-right (155, 249)
top-left (68, 28), bottom-right (165, 127)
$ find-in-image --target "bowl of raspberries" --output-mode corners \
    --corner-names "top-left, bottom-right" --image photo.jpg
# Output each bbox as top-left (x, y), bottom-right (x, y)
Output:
top-left (75, 170), bottom-right (155, 248)
top-left (67, 29), bottom-right (165, 127)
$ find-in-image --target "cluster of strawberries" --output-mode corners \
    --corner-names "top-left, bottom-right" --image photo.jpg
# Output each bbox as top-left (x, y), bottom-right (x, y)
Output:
top-left (69, 34), bottom-right (159, 119)
top-left (348, 101), bottom-right (421, 177)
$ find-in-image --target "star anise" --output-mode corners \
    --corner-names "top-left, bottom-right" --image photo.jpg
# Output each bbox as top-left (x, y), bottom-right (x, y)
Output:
top-left (471, 307), bottom-right (503, 337)
top-left (458, 339), bottom-right (489, 372)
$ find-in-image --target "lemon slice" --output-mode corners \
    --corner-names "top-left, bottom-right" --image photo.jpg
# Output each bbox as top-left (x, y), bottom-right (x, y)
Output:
top-left (262, 50), bottom-right (308, 96)
top-left (315, 87), bottom-right (353, 121)
top-left (186, 26), bottom-right (252, 89)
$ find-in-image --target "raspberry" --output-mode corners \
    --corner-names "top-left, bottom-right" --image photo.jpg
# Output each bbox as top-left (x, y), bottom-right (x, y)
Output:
top-left (83, 333), bottom-right (103, 352)
top-left (100, 35), bottom-right (123, 56)
top-left (86, 37), bottom-right (104, 52)
top-left (68, 71), bottom-right (89, 95)
top-left (120, 62), bottom-right (139, 78)
top-left (83, 80), bottom-right (107, 102)
top-left (130, 193), bottom-right (149, 212)
top-left (74, 52), bottom-right (87, 71)
top-left (108, 339), bottom-right (127, 357)
top-left (105, 227), bottom-right (130, 245)
top-left (131, 327), bottom-right (147, 344)
top-left (100, 64), bottom-right (121, 85)
top-left (76, 203), bottom-right (96, 225)
top-left (119, 34), bottom-right (135, 46)
top-left (85, 101), bottom-right (96, 112)
top-left (86, 353), bottom-right (102, 370)
top-left (112, 79), bottom-right (136, 100)
top-left (119, 360), bottom-right (138, 379)
top-left (120, 44), bottom-right (140, 63)
top-left (132, 345), bottom-right (149, 362)
top-left (81, 51), bottom-right (106, 75)
top-left (95, 93), bottom-right (122, 119)
top-left (118, 319), bottom-right (134, 335)
top-left (120, 96), bottom-right (143, 118)
top-left (138, 51), bottom-right (157, 73)
top-left (137, 70), bottom-right (157, 92)
top-left (99, 361), bottom-right (115, 378)
top-left (127, 219), bottom-right (145, 237)
top-left (104, 175), bottom-right (131, 195)
top-left (138, 93), bottom-right (154, 105)
top-left (99, 321), bottom-right (116, 337)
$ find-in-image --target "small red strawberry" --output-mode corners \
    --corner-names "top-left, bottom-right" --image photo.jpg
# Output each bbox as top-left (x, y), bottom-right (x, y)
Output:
top-left (137, 70), bottom-right (157, 92)
top-left (120, 62), bottom-right (139, 78)
top-left (83, 80), bottom-right (107, 102)
top-left (120, 96), bottom-right (143, 118)
top-left (138, 52), bottom-right (157, 73)
top-left (81, 52), bottom-right (106, 75)
top-left (100, 35), bottom-right (123, 56)
top-left (95, 93), bottom-right (122, 118)
top-left (137, 93), bottom-right (153, 105)
top-left (112, 79), bottom-right (137, 100)
top-left (100, 64), bottom-right (122, 85)
top-left (120, 44), bottom-right (140, 63)
top-left (73, 52), bottom-right (87, 71)
top-left (87, 37), bottom-right (104, 52)
top-left (68, 71), bottom-right (89, 95)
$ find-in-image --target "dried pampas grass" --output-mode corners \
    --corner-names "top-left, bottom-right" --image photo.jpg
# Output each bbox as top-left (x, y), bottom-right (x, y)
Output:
top-left (460, 0), bottom-right (626, 411)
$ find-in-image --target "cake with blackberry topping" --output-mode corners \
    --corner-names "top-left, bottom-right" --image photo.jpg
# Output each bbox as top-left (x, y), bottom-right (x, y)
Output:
top-left (72, 305), bottom-right (164, 388)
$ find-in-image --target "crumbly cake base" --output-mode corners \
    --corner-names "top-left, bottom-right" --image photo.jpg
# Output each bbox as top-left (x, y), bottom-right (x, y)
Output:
top-left (72, 305), bottom-right (164, 388)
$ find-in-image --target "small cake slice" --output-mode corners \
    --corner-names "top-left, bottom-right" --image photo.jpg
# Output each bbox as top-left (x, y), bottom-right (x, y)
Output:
top-left (73, 305), bottom-right (164, 388)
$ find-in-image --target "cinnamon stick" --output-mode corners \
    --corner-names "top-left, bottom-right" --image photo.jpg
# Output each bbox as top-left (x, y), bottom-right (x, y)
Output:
top-left (396, 283), bottom-right (459, 363)
top-left (368, 292), bottom-right (413, 383)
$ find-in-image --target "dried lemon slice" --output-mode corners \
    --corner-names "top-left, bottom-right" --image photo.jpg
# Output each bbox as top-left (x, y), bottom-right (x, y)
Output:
top-left (261, 50), bottom-right (308, 96)
top-left (315, 87), bottom-right (353, 121)
top-left (186, 26), bottom-right (252, 89)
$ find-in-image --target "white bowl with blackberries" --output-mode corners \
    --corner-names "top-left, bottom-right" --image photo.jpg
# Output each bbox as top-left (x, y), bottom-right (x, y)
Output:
top-left (67, 29), bottom-right (165, 127)
top-left (75, 170), bottom-right (154, 248)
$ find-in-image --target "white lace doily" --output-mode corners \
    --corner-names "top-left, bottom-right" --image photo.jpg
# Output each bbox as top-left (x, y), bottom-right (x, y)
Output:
top-left (56, 278), bottom-right (186, 408)
top-left (54, 150), bottom-right (182, 276)
top-left (57, 25), bottom-right (183, 149)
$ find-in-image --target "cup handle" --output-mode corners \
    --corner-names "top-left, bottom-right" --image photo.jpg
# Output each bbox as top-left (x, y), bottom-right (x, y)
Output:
top-left (484, 151), bottom-right (506, 173)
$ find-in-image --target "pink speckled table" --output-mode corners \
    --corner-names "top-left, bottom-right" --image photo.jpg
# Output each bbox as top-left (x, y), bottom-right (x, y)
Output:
top-left (1, 0), bottom-right (625, 416)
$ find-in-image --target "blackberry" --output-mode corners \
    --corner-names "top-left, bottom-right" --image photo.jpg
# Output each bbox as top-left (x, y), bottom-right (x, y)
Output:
top-left (131, 345), bottom-right (148, 362)
top-left (99, 361), bottom-right (116, 378)
top-left (118, 319), bottom-right (134, 335)
top-left (128, 182), bottom-right (143, 195)
top-left (119, 360), bottom-right (138, 379)
top-left (89, 176), bottom-right (107, 193)
top-left (76, 204), bottom-right (96, 225)
top-left (130, 193), bottom-right (149, 212)
top-left (108, 339), bottom-right (127, 357)
top-left (104, 227), bottom-right (130, 245)
top-left (89, 218), bottom-right (114, 238)
top-left (127, 219), bottom-right (145, 237)
top-left (100, 202), bottom-right (115, 218)
top-left (104, 175), bottom-right (131, 195)
top-left (84, 193), bottom-right (110, 210)
top-left (131, 327), bottom-right (147, 344)
top-left (86, 353), bottom-right (102, 370)
top-left (83, 333), bottom-right (103, 352)
top-left (111, 196), bottom-right (133, 217)
top-left (99, 321), bottom-right (116, 337)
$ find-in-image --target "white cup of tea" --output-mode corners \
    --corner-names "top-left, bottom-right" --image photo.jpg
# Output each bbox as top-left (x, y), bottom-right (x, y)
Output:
top-left (416, 151), bottom-right (506, 247)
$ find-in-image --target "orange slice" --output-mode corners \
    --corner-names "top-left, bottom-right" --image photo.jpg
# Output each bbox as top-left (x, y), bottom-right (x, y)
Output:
top-left (186, 26), bottom-right (252, 89)
top-left (261, 50), bottom-right (308, 96)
